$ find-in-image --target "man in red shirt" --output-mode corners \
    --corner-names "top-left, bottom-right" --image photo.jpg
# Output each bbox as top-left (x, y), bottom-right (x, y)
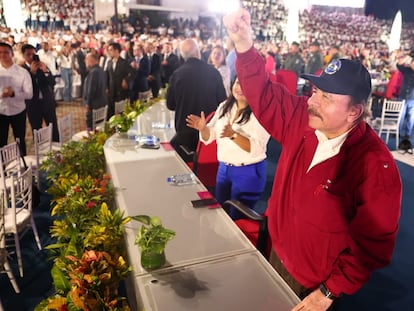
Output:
top-left (224, 9), bottom-right (402, 311)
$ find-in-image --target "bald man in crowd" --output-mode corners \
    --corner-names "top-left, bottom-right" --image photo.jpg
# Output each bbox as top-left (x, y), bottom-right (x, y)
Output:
top-left (166, 38), bottom-right (227, 161)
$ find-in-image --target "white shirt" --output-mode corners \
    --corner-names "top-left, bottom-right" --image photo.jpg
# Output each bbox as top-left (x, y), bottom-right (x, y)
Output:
top-left (0, 63), bottom-right (33, 116)
top-left (201, 101), bottom-right (270, 166)
top-left (307, 129), bottom-right (349, 172)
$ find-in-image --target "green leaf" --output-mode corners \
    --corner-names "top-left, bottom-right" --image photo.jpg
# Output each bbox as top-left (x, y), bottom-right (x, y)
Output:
top-left (33, 299), bottom-right (50, 311)
top-left (131, 215), bottom-right (151, 225)
top-left (51, 264), bottom-right (71, 292)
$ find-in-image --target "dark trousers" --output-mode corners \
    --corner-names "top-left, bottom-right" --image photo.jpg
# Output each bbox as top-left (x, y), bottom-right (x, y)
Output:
top-left (269, 249), bottom-right (341, 310)
top-left (26, 99), bottom-right (60, 142)
top-left (0, 110), bottom-right (27, 155)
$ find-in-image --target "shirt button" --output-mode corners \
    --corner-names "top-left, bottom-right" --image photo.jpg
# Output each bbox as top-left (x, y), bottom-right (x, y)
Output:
top-left (383, 163), bottom-right (389, 169)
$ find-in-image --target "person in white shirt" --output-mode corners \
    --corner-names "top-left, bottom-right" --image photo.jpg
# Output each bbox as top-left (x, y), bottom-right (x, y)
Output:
top-left (0, 42), bottom-right (33, 155)
top-left (186, 78), bottom-right (270, 219)
top-left (38, 41), bottom-right (58, 76)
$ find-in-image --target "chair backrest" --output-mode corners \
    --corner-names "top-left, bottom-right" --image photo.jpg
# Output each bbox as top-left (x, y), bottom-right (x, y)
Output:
top-left (380, 99), bottom-right (405, 127)
top-left (0, 142), bottom-right (23, 188)
top-left (139, 90), bottom-right (152, 101)
top-left (114, 100), bottom-right (127, 115)
top-left (8, 166), bottom-right (33, 226)
top-left (34, 123), bottom-right (53, 164)
top-left (92, 105), bottom-right (108, 131)
top-left (57, 114), bottom-right (73, 146)
top-left (193, 112), bottom-right (218, 188)
top-left (274, 69), bottom-right (297, 94)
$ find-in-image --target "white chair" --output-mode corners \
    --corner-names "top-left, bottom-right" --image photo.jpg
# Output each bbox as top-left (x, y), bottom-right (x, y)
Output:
top-left (52, 114), bottom-right (73, 150)
top-left (4, 166), bottom-right (42, 277)
top-left (72, 106), bottom-right (108, 141)
top-left (23, 123), bottom-right (53, 189)
top-left (372, 99), bottom-right (405, 149)
top-left (114, 99), bottom-right (127, 115)
top-left (0, 141), bottom-right (24, 188)
top-left (1, 191), bottom-right (20, 294)
top-left (139, 90), bottom-right (152, 101)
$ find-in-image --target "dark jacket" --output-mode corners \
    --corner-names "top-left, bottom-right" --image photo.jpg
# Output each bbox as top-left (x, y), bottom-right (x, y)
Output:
top-left (23, 63), bottom-right (59, 141)
top-left (161, 52), bottom-right (180, 86)
top-left (83, 64), bottom-right (108, 109)
top-left (106, 57), bottom-right (133, 102)
top-left (167, 57), bottom-right (227, 154)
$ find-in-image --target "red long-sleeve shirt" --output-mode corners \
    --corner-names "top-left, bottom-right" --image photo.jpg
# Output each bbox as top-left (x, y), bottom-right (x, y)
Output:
top-left (236, 47), bottom-right (402, 296)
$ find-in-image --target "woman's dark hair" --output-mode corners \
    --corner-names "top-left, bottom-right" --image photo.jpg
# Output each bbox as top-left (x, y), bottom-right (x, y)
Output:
top-left (219, 77), bottom-right (252, 124)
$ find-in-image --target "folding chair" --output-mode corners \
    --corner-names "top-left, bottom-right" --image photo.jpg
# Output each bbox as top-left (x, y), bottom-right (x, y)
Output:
top-left (372, 99), bottom-right (405, 149)
top-left (4, 166), bottom-right (42, 277)
top-left (72, 106), bottom-right (108, 141)
top-left (52, 113), bottom-right (73, 150)
top-left (0, 141), bottom-right (24, 191)
top-left (114, 99), bottom-right (127, 115)
top-left (23, 123), bottom-right (53, 189)
top-left (0, 191), bottom-right (20, 293)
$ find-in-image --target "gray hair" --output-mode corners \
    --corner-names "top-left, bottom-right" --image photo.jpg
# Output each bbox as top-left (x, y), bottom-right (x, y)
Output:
top-left (179, 39), bottom-right (200, 62)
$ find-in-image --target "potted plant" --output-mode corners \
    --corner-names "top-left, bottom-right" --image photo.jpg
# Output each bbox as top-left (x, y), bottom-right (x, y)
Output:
top-left (132, 215), bottom-right (176, 270)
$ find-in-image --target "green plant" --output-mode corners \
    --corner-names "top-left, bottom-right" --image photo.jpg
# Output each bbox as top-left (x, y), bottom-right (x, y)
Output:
top-left (132, 215), bottom-right (175, 254)
top-left (42, 132), bottom-right (109, 184)
top-left (108, 100), bottom-right (148, 133)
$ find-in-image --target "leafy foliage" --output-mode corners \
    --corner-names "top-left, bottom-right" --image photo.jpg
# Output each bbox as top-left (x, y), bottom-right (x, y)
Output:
top-left (132, 215), bottom-right (176, 253)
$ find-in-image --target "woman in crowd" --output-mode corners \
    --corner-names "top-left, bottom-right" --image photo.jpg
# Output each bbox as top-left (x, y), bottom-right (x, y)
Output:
top-left (186, 78), bottom-right (270, 219)
top-left (208, 45), bottom-right (231, 97)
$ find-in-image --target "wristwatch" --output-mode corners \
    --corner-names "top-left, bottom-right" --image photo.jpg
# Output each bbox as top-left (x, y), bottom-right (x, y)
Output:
top-left (319, 283), bottom-right (340, 300)
top-left (230, 132), bottom-right (238, 140)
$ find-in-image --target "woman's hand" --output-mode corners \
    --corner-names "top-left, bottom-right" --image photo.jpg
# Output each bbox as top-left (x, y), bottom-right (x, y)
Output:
top-left (220, 122), bottom-right (235, 138)
top-left (186, 111), bottom-right (207, 131)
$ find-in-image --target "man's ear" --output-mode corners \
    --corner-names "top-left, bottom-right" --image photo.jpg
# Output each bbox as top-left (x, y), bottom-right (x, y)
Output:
top-left (348, 104), bottom-right (363, 123)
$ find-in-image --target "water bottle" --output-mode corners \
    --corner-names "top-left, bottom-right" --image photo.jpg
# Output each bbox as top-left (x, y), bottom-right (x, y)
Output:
top-left (167, 173), bottom-right (197, 186)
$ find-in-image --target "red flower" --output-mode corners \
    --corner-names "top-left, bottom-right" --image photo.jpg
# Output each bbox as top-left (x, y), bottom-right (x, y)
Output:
top-left (87, 201), bottom-right (97, 209)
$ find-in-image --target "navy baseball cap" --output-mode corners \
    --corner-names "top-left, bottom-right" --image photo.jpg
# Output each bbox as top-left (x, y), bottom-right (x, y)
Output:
top-left (302, 58), bottom-right (371, 102)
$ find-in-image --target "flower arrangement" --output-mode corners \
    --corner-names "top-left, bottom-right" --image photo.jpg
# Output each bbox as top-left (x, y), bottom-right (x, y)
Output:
top-left (108, 100), bottom-right (151, 133)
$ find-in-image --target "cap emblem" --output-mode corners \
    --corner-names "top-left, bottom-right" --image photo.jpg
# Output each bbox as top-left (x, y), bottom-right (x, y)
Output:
top-left (325, 59), bottom-right (341, 75)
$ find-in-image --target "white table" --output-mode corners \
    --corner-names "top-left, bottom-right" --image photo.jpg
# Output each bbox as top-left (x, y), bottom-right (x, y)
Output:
top-left (134, 252), bottom-right (299, 311)
top-left (106, 149), bottom-right (255, 276)
top-left (129, 100), bottom-right (175, 143)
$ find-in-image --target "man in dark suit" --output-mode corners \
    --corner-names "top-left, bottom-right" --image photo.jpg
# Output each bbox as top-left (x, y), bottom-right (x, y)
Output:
top-left (167, 39), bottom-right (227, 161)
top-left (129, 44), bottom-right (150, 102)
top-left (105, 42), bottom-right (133, 118)
top-left (72, 41), bottom-right (87, 96)
top-left (21, 44), bottom-right (59, 142)
top-left (83, 52), bottom-right (108, 130)
top-left (146, 42), bottom-right (162, 98)
top-left (161, 42), bottom-right (180, 87)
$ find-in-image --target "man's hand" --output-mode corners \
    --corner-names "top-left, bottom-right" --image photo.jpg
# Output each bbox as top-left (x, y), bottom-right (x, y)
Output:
top-left (30, 61), bottom-right (40, 75)
top-left (291, 288), bottom-right (333, 311)
top-left (223, 8), bottom-right (253, 53)
top-left (1, 86), bottom-right (14, 98)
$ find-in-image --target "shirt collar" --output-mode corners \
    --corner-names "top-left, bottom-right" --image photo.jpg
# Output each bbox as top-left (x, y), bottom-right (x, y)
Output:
top-left (314, 129), bottom-right (350, 152)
